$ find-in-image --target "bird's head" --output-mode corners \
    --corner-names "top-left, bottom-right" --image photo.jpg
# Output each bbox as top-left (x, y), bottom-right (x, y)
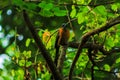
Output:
top-left (61, 23), bottom-right (67, 29)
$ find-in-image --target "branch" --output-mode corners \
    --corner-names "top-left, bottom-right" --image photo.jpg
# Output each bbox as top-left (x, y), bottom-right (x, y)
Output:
top-left (69, 42), bottom-right (120, 55)
top-left (69, 16), bottom-right (120, 80)
top-left (64, 5), bottom-right (74, 31)
top-left (58, 1), bottom-right (114, 7)
top-left (57, 46), bottom-right (67, 74)
top-left (88, 48), bottom-right (95, 80)
top-left (23, 10), bottom-right (63, 80)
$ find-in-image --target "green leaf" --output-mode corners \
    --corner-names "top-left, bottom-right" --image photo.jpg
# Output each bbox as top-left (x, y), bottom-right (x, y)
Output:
top-left (115, 0), bottom-right (120, 2)
top-left (38, 2), bottom-right (54, 17)
top-left (38, 1), bottom-right (53, 10)
top-left (44, 3), bottom-right (53, 10)
top-left (116, 58), bottom-right (120, 63)
top-left (23, 51), bottom-right (31, 58)
top-left (111, 4), bottom-right (118, 11)
top-left (26, 61), bottom-right (32, 67)
top-left (14, 69), bottom-right (24, 80)
top-left (95, 71), bottom-right (110, 78)
top-left (0, 0), bottom-right (9, 9)
top-left (41, 71), bottom-right (51, 80)
top-left (22, 51), bottom-right (26, 56)
top-left (103, 64), bottom-right (110, 71)
top-left (82, 7), bottom-right (89, 14)
top-left (77, 13), bottom-right (84, 24)
top-left (70, 5), bottom-right (76, 18)
top-left (26, 3), bottom-right (37, 10)
top-left (15, 51), bottom-right (20, 58)
top-left (77, 0), bottom-right (85, 4)
top-left (94, 5), bottom-right (107, 16)
top-left (26, 51), bottom-right (31, 58)
top-left (26, 38), bottom-right (31, 47)
top-left (39, 9), bottom-right (54, 17)
top-left (111, 3), bottom-right (120, 11)
top-left (53, 7), bottom-right (67, 16)
top-left (12, 0), bottom-right (24, 7)
top-left (19, 60), bottom-right (25, 66)
top-left (38, 1), bottom-right (46, 8)
top-left (54, 10), bottom-right (67, 16)
top-left (105, 37), bottom-right (115, 49)
top-left (13, 0), bottom-right (37, 10)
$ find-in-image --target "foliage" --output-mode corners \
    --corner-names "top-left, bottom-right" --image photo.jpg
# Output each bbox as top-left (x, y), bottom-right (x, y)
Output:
top-left (0, 0), bottom-right (120, 80)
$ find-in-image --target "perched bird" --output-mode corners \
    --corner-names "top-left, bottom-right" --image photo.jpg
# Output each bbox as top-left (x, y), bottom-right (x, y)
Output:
top-left (54, 23), bottom-right (70, 66)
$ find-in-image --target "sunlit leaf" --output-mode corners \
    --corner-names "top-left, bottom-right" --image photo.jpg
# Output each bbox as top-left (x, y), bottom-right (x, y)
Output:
top-left (26, 51), bottom-right (31, 58)
top-left (41, 71), bottom-right (51, 80)
top-left (116, 58), bottom-right (120, 63)
top-left (112, 4), bottom-right (118, 11)
top-left (44, 3), bottom-right (53, 10)
top-left (94, 5), bottom-right (107, 16)
top-left (14, 48), bottom-right (20, 58)
top-left (38, 1), bottom-right (53, 10)
top-left (13, 69), bottom-right (24, 80)
top-left (25, 38), bottom-right (31, 47)
top-left (104, 64), bottom-right (110, 71)
top-left (77, 13), bottom-right (84, 24)
top-left (105, 37), bottom-right (115, 49)
top-left (22, 50), bottom-right (31, 58)
top-left (19, 60), bottom-right (25, 66)
top-left (26, 61), bottom-right (32, 67)
top-left (22, 51), bottom-right (26, 56)
top-left (77, 0), bottom-right (85, 4)
top-left (70, 5), bottom-right (76, 18)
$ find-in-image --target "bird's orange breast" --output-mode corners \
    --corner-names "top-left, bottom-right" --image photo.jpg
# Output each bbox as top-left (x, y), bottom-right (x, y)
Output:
top-left (57, 28), bottom-right (70, 46)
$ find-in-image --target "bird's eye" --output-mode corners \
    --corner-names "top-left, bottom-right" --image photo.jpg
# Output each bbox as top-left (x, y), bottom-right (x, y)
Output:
top-left (62, 23), bottom-right (66, 27)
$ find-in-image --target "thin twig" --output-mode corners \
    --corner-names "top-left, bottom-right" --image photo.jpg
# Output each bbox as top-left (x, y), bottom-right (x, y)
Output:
top-left (64, 5), bottom-right (74, 31)
top-left (58, 1), bottom-right (114, 7)
top-left (46, 29), bottom-right (58, 45)
top-left (57, 46), bottom-right (67, 74)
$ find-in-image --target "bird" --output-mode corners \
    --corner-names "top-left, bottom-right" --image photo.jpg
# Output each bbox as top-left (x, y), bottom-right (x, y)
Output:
top-left (54, 23), bottom-right (70, 66)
